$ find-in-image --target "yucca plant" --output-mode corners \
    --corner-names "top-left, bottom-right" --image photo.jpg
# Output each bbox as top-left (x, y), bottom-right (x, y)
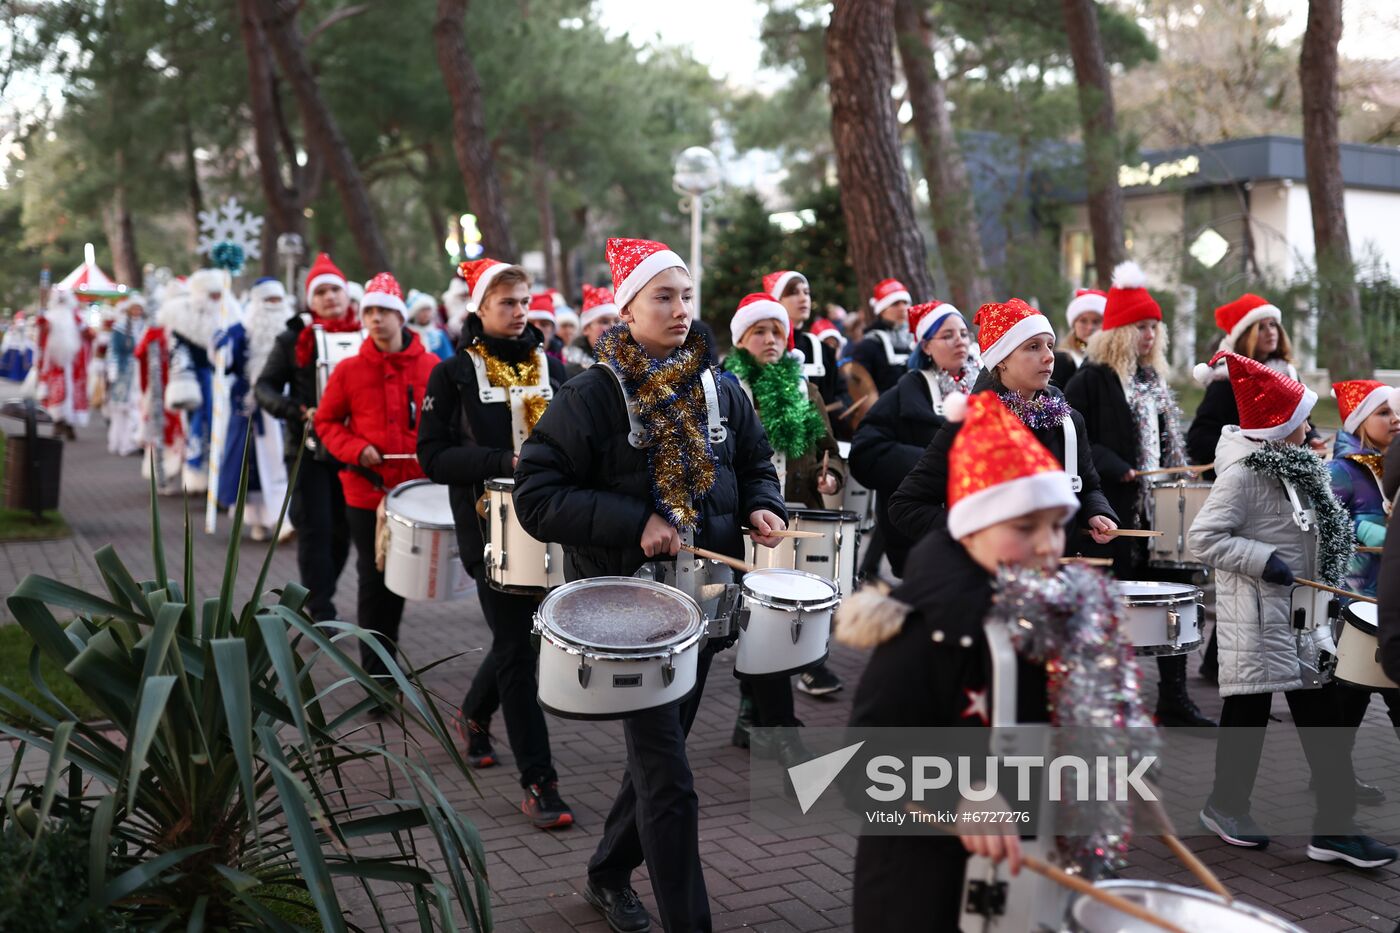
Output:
top-left (0, 439), bottom-right (490, 931)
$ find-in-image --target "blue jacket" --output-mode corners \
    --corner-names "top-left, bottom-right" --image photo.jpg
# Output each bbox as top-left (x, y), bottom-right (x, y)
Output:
top-left (1328, 430), bottom-right (1388, 596)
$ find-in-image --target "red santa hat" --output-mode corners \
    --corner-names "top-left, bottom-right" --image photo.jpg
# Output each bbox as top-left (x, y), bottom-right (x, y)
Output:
top-left (944, 392), bottom-right (1079, 540)
top-left (606, 237), bottom-right (688, 311)
top-left (360, 272), bottom-right (406, 317)
top-left (459, 258), bottom-right (522, 310)
top-left (1193, 350), bottom-right (1317, 441)
top-left (730, 293), bottom-right (791, 346)
top-left (974, 298), bottom-right (1053, 371)
top-left (811, 317), bottom-right (846, 350)
top-left (580, 283), bottom-right (620, 329)
top-left (1101, 261), bottom-right (1161, 330)
top-left (1214, 293), bottom-right (1282, 349)
top-left (763, 269), bottom-right (807, 301)
top-left (908, 300), bottom-right (964, 343)
top-left (304, 253), bottom-right (347, 305)
top-left (870, 278), bottom-right (912, 316)
top-left (1065, 288), bottom-right (1107, 327)
top-left (528, 292), bottom-right (556, 323)
top-left (1332, 379), bottom-right (1394, 436)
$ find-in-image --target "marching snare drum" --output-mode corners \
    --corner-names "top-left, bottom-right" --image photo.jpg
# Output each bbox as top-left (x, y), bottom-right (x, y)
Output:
top-left (483, 477), bottom-right (566, 593)
top-left (1290, 585), bottom-right (1340, 687)
top-left (633, 556), bottom-right (740, 642)
top-left (1117, 581), bottom-right (1202, 656)
top-left (747, 508), bottom-right (860, 595)
top-left (1333, 601), bottom-right (1396, 690)
top-left (823, 441), bottom-right (875, 533)
top-left (534, 577), bottom-right (704, 719)
top-left (1068, 879), bottom-right (1304, 932)
top-left (314, 325), bottom-right (364, 402)
top-left (1147, 480), bottom-right (1212, 568)
top-left (735, 568), bottom-right (840, 676)
top-left (384, 480), bottom-right (472, 602)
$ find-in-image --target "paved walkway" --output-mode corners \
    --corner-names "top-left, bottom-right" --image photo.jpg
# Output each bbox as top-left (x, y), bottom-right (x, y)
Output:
top-left (2, 390), bottom-right (1399, 931)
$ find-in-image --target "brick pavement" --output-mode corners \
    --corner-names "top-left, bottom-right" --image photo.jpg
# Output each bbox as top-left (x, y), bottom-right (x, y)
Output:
top-left (1, 392), bottom-right (1398, 931)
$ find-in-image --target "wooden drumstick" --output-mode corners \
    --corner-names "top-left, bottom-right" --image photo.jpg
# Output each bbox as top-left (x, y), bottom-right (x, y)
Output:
top-left (837, 393), bottom-right (875, 420)
top-left (1020, 855), bottom-right (1189, 933)
top-left (1294, 577), bottom-right (1377, 604)
top-left (743, 528), bottom-right (824, 539)
top-left (381, 452), bottom-right (418, 460)
top-left (678, 543), bottom-right (755, 574)
top-left (821, 449), bottom-right (830, 478)
top-left (1358, 546), bottom-right (1383, 554)
top-left (1082, 528), bottom-right (1164, 538)
top-left (1060, 556), bottom-right (1113, 567)
top-left (1136, 463), bottom-right (1213, 478)
top-left (1134, 788), bottom-right (1233, 902)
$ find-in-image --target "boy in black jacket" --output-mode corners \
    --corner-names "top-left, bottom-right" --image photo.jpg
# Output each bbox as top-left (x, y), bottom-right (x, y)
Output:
top-left (515, 238), bottom-right (787, 933)
top-left (416, 258), bottom-right (571, 830)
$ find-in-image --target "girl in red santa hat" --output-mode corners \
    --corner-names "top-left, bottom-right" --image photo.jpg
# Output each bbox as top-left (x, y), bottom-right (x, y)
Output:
top-left (1050, 287), bottom-right (1105, 389)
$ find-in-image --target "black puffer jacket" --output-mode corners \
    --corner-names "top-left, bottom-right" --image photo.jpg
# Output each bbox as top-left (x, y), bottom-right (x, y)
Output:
top-left (849, 370), bottom-right (948, 573)
top-left (254, 315), bottom-right (320, 456)
top-left (514, 355), bottom-right (787, 579)
top-left (1376, 443), bottom-right (1400, 683)
top-left (1063, 361), bottom-right (1145, 524)
top-left (416, 315), bottom-right (566, 575)
top-left (847, 318), bottom-right (911, 395)
top-left (886, 373), bottom-right (1117, 541)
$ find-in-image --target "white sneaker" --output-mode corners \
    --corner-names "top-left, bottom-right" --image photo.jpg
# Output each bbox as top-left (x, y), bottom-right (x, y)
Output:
top-left (249, 524), bottom-right (270, 542)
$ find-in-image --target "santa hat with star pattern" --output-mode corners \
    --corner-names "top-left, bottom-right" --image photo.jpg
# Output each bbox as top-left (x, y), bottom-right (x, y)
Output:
top-left (1193, 350), bottom-right (1317, 441)
top-left (974, 298), bottom-right (1053, 371)
top-left (943, 391), bottom-right (1080, 540)
top-left (360, 272), bottom-right (406, 317)
top-left (580, 283), bottom-right (620, 329)
top-left (730, 293), bottom-right (791, 345)
top-left (1332, 379), bottom-right (1394, 436)
top-left (606, 237), bottom-right (688, 311)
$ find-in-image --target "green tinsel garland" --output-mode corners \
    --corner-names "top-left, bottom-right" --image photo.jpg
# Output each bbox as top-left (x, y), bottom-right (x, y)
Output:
top-left (1241, 442), bottom-right (1354, 586)
top-left (724, 349), bottom-right (826, 459)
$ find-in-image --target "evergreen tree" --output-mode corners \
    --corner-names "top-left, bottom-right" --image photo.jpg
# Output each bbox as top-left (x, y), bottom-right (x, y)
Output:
top-left (775, 186), bottom-right (859, 318)
top-left (706, 193), bottom-right (782, 326)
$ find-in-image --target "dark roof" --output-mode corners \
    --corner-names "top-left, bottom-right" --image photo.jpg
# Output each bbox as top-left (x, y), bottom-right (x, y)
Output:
top-left (1117, 135), bottom-right (1400, 195)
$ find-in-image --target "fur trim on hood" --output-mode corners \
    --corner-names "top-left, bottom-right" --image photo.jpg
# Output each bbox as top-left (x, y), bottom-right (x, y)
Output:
top-left (835, 580), bottom-right (912, 649)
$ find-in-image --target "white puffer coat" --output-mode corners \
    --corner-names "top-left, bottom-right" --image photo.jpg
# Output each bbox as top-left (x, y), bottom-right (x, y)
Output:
top-left (1188, 426), bottom-right (1320, 696)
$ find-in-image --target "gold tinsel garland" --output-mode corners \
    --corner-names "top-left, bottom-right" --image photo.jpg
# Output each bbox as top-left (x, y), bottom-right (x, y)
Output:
top-left (476, 344), bottom-right (550, 435)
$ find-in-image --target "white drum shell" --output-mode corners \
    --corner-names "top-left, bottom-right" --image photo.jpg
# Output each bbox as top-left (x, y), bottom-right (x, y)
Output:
top-left (735, 569), bottom-right (839, 676)
top-left (1147, 481), bottom-right (1211, 568)
top-left (1117, 582), bottom-right (1202, 656)
top-left (384, 481), bottom-right (472, 602)
top-left (1334, 602), bottom-right (1396, 690)
top-left (485, 478), bottom-right (566, 592)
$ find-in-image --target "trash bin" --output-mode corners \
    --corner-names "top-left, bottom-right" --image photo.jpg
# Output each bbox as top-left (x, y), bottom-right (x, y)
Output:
top-left (3, 432), bottom-right (63, 513)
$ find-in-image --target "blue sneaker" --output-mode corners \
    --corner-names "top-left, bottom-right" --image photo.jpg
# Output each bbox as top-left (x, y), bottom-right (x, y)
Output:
top-left (1307, 835), bottom-right (1397, 869)
top-left (1199, 803), bottom-right (1270, 848)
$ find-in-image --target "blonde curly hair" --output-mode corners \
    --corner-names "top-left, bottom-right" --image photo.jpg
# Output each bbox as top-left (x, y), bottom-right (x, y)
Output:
top-left (1085, 320), bottom-right (1170, 382)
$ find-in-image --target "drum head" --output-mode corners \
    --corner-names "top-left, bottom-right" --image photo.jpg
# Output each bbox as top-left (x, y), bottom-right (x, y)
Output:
top-left (1343, 600), bottom-right (1379, 635)
top-left (385, 479), bottom-right (453, 529)
top-left (791, 508), bottom-right (859, 523)
top-left (1073, 880), bottom-right (1303, 932)
top-left (539, 577), bottom-right (702, 652)
top-left (485, 476), bottom-right (515, 492)
top-left (743, 568), bottom-right (838, 604)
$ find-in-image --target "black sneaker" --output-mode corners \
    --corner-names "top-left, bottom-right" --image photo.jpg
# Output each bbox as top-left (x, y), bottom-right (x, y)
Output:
top-left (796, 664), bottom-right (843, 697)
top-left (1308, 776), bottom-right (1386, 806)
top-left (1199, 803), bottom-right (1270, 848)
top-left (583, 880), bottom-right (652, 933)
top-left (455, 716), bottom-right (496, 769)
top-left (522, 781), bottom-right (574, 830)
top-left (1307, 834), bottom-right (1398, 869)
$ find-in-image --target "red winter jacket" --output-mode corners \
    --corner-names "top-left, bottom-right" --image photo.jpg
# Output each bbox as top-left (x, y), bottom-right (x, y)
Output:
top-left (314, 331), bottom-right (437, 509)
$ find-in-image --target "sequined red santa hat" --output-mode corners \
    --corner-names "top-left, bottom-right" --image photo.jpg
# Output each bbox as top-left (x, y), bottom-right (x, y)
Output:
top-left (869, 278), bottom-right (911, 316)
top-left (360, 272), bottom-right (406, 317)
top-left (1193, 350), bottom-right (1317, 441)
top-left (606, 238), bottom-right (688, 311)
top-left (1101, 261), bottom-right (1161, 330)
top-left (908, 300), bottom-right (964, 343)
top-left (527, 292), bottom-right (556, 323)
top-left (1214, 293), bottom-right (1282, 349)
top-left (459, 258), bottom-right (522, 310)
top-left (304, 253), bottom-right (347, 305)
top-left (1065, 288), bottom-right (1107, 327)
top-left (1332, 379), bottom-right (1394, 436)
top-left (943, 392), bottom-right (1079, 540)
top-left (763, 269), bottom-right (807, 301)
top-left (974, 297), bottom-right (1053, 371)
top-left (579, 283), bottom-right (620, 329)
top-left (730, 293), bottom-right (790, 346)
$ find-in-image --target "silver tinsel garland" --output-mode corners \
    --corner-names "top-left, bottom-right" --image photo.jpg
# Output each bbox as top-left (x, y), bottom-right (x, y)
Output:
top-left (990, 565), bottom-right (1159, 877)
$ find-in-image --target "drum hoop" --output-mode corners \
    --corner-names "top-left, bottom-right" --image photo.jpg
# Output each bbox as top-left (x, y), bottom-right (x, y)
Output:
top-left (536, 575), bottom-right (704, 652)
top-left (1075, 879), bottom-right (1304, 931)
top-left (1342, 603), bottom-right (1379, 636)
top-left (1116, 581), bottom-right (1201, 607)
top-left (384, 479), bottom-right (455, 530)
top-left (791, 508), bottom-right (859, 523)
top-left (742, 568), bottom-right (841, 610)
top-left (484, 477), bottom-right (516, 492)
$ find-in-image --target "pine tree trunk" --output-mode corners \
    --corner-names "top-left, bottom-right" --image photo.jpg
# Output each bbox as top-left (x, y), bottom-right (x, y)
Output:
top-left (825, 0), bottom-right (935, 304)
top-left (893, 0), bottom-right (993, 312)
top-left (1061, 0), bottom-right (1124, 289)
top-left (433, 0), bottom-right (519, 262)
top-left (105, 151), bottom-right (141, 285)
top-left (254, 0), bottom-right (391, 274)
top-left (529, 125), bottom-right (559, 288)
top-left (1300, 0), bottom-right (1371, 378)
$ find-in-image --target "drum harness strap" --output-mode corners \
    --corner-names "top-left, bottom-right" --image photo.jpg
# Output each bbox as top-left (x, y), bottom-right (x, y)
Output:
top-left (1060, 413), bottom-right (1083, 493)
top-left (800, 331), bottom-right (826, 379)
top-left (869, 328), bottom-right (910, 367)
top-left (466, 346), bottom-right (553, 453)
top-left (1280, 477), bottom-right (1317, 534)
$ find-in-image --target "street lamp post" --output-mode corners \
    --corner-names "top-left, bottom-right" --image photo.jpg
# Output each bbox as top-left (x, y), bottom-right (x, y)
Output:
top-left (277, 233), bottom-right (305, 306)
top-left (673, 146), bottom-right (721, 318)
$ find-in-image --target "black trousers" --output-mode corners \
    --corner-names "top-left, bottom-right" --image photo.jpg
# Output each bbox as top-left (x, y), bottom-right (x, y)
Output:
top-left (738, 673), bottom-right (799, 726)
top-left (1339, 685), bottom-right (1400, 728)
top-left (346, 505), bottom-right (405, 680)
top-left (466, 571), bottom-right (555, 788)
top-left (854, 836), bottom-right (966, 932)
top-left (1208, 684), bottom-right (1356, 831)
top-left (287, 457), bottom-right (350, 621)
top-left (461, 647), bottom-right (501, 724)
top-left (589, 644), bottom-right (718, 933)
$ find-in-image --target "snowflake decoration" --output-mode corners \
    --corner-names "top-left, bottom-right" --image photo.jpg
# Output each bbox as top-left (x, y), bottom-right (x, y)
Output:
top-left (196, 197), bottom-right (264, 263)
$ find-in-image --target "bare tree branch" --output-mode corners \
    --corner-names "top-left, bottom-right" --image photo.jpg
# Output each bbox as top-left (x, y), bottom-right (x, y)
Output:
top-left (304, 3), bottom-right (370, 47)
